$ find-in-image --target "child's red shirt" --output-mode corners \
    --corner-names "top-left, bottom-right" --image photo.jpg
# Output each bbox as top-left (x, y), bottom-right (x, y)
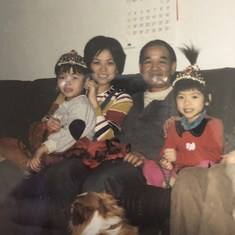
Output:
top-left (157, 115), bottom-right (224, 171)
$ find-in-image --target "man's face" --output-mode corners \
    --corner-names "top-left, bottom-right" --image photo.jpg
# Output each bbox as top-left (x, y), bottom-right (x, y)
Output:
top-left (139, 45), bottom-right (176, 92)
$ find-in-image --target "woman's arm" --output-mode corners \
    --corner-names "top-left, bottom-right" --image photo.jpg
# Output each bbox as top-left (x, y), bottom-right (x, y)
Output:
top-left (94, 91), bottom-right (133, 140)
top-left (42, 93), bottom-right (65, 131)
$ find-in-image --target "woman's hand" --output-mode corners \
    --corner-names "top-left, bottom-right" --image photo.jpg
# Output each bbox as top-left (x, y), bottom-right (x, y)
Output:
top-left (123, 151), bottom-right (148, 167)
top-left (46, 118), bottom-right (62, 132)
top-left (164, 116), bottom-right (181, 137)
top-left (85, 79), bottom-right (99, 108)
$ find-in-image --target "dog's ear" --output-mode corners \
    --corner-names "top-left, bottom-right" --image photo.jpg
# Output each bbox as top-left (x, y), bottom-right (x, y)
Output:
top-left (98, 198), bottom-right (108, 216)
top-left (72, 201), bottom-right (96, 226)
top-left (98, 192), bottom-right (118, 215)
top-left (102, 191), bottom-right (117, 203)
top-left (98, 192), bottom-right (126, 219)
top-left (71, 202), bottom-right (86, 225)
top-left (84, 205), bottom-right (96, 221)
top-left (102, 191), bottom-right (115, 200)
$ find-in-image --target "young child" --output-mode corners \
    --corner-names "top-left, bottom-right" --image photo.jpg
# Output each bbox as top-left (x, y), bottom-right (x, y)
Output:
top-left (143, 52), bottom-right (224, 188)
top-left (26, 50), bottom-right (96, 174)
top-left (0, 50), bottom-right (96, 177)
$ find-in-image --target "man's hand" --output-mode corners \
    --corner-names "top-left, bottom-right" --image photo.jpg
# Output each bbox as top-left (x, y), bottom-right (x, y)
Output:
top-left (164, 116), bottom-right (181, 137)
top-left (123, 151), bottom-right (148, 167)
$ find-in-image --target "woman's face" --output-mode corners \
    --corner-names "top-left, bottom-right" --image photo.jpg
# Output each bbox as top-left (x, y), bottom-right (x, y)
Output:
top-left (90, 49), bottom-right (118, 87)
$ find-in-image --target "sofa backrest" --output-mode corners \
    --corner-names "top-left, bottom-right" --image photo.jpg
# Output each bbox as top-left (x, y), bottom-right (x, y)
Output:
top-left (0, 67), bottom-right (234, 150)
top-left (0, 78), bottom-right (58, 145)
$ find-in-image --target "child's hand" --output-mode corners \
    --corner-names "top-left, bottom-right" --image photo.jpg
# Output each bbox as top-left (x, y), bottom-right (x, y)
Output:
top-left (29, 151), bottom-right (43, 172)
top-left (47, 118), bottom-right (62, 132)
top-left (159, 158), bottom-right (173, 170)
top-left (164, 148), bottom-right (177, 162)
top-left (29, 145), bottom-right (48, 172)
top-left (163, 116), bottom-right (181, 137)
top-left (85, 79), bottom-right (99, 108)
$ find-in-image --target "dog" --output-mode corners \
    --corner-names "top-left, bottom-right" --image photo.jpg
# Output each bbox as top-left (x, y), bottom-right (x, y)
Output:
top-left (69, 191), bottom-right (139, 235)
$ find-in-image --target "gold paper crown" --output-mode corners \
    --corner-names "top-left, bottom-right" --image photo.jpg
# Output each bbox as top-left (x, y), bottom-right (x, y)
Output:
top-left (172, 64), bottom-right (205, 86)
top-left (57, 50), bottom-right (87, 68)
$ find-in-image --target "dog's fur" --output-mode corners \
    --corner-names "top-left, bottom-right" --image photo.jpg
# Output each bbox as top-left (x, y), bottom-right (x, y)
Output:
top-left (69, 191), bottom-right (139, 235)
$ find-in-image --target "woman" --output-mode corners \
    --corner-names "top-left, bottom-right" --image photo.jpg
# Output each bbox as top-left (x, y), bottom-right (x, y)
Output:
top-left (42, 36), bottom-right (133, 235)
top-left (84, 36), bottom-right (133, 140)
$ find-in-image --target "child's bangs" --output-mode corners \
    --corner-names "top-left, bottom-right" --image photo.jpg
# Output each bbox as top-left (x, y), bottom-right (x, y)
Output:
top-left (55, 64), bottom-right (88, 77)
top-left (173, 79), bottom-right (208, 100)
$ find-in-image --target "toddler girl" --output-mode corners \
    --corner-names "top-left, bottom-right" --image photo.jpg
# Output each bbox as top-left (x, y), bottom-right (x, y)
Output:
top-left (0, 50), bottom-right (96, 177)
top-left (27, 50), bottom-right (96, 174)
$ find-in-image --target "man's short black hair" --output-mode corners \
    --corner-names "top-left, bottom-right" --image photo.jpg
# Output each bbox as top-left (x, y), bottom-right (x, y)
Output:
top-left (139, 39), bottom-right (177, 64)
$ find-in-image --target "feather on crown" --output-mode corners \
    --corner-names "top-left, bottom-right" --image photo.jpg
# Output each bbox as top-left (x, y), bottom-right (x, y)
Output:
top-left (172, 44), bottom-right (205, 86)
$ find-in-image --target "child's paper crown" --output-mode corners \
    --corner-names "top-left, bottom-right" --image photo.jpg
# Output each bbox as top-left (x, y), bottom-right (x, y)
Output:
top-left (57, 50), bottom-right (87, 68)
top-left (172, 44), bottom-right (205, 86)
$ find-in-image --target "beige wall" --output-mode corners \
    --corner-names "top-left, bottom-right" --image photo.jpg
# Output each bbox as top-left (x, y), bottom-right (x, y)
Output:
top-left (1, 0), bottom-right (235, 81)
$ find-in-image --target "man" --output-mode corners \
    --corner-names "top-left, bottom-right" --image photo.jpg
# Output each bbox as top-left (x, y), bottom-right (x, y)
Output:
top-left (119, 39), bottom-right (177, 163)
top-left (83, 39), bottom-right (178, 196)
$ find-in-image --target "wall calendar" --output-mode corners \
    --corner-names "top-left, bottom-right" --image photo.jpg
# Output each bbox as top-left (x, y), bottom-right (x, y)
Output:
top-left (121, 0), bottom-right (177, 50)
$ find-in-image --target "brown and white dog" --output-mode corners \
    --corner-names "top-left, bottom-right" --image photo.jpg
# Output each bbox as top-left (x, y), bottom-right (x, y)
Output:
top-left (69, 191), bottom-right (139, 235)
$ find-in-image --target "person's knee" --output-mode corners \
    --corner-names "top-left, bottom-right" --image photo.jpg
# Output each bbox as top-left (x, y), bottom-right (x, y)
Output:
top-left (82, 173), bottom-right (113, 193)
top-left (45, 158), bottom-right (83, 179)
top-left (44, 163), bottom-right (70, 184)
top-left (83, 161), bottom-right (145, 198)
